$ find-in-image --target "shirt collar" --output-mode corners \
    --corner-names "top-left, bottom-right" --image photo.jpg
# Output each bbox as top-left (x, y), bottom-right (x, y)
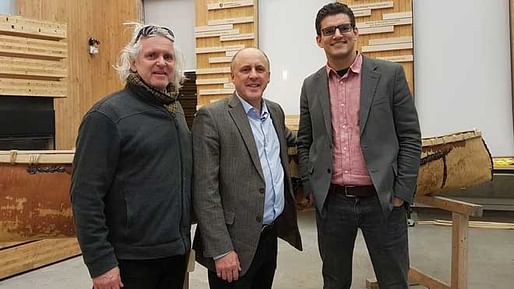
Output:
top-left (236, 93), bottom-right (269, 120)
top-left (325, 51), bottom-right (363, 77)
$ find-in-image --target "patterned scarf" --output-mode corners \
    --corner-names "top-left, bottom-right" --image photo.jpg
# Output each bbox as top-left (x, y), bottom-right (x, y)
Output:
top-left (127, 73), bottom-right (178, 113)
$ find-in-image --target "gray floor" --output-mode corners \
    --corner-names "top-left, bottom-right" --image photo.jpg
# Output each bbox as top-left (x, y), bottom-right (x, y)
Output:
top-left (0, 209), bottom-right (513, 289)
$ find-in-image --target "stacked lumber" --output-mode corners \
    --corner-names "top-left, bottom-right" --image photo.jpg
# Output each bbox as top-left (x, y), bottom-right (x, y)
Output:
top-left (0, 16), bottom-right (67, 97)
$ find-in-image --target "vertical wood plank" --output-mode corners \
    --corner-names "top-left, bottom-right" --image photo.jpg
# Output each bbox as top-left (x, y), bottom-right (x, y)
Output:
top-left (451, 212), bottom-right (469, 289)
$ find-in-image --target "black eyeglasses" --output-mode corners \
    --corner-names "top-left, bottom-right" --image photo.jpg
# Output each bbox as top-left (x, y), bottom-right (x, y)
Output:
top-left (321, 23), bottom-right (355, 36)
top-left (135, 25), bottom-right (175, 43)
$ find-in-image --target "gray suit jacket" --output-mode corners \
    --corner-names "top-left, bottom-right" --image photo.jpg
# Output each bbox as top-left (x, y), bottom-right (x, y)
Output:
top-left (297, 56), bottom-right (421, 215)
top-left (192, 95), bottom-right (302, 275)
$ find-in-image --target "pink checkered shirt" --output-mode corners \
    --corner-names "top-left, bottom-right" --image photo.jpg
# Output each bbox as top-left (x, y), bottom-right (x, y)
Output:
top-left (326, 53), bottom-right (372, 186)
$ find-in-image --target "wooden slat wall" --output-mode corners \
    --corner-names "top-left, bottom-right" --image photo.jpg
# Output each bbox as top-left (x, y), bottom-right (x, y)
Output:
top-left (0, 16), bottom-right (67, 98)
top-left (16, 0), bottom-right (142, 149)
top-left (195, 0), bottom-right (259, 106)
top-left (339, 0), bottom-right (414, 93)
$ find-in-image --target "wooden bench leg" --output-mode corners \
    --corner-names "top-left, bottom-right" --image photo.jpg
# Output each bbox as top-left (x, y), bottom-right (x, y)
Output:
top-left (451, 213), bottom-right (469, 289)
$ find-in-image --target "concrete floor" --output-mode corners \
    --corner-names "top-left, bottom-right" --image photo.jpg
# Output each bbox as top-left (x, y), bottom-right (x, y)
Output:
top-left (0, 209), bottom-right (513, 289)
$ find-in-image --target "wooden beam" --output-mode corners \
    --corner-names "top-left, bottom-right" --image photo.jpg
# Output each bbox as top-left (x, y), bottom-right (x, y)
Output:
top-left (209, 56), bottom-right (232, 64)
top-left (0, 34), bottom-right (67, 59)
top-left (359, 26), bottom-right (394, 35)
top-left (0, 238), bottom-right (81, 279)
top-left (357, 17), bottom-right (412, 29)
top-left (195, 29), bottom-right (239, 38)
top-left (348, 1), bottom-right (393, 11)
top-left (207, 0), bottom-right (254, 10)
top-left (194, 24), bottom-right (233, 33)
top-left (0, 15), bottom-right (67, 39)
top-left (208, 16), bottom-right (254, 26)
top-left (0, 77), bottom-right (67, 97)
top-left (195, 45), bottom-right (244, 54)
top-left (199, 88), bottom-right (234, 95)
top-left (415, 196), bottom-right (483, 217)
top-left (0, 150), bottom-right (74, 164)
top-left (220, 33), bottom-right (255, 42)
top-left (383, 11), bottom-right (413, 20)
top-left (409, 267), bottom-right (451, 289)
top-left (362, 42), bottom-right (412, 52)
top-left (196, 67), bottom-right (231, 75)
top-left (0, 56), bottom-right (66, 79)
top-left (368, 36), bottom-right (412, 46)
top-left (196, 77), bottom-right (229, 85)
top-left (354, 9), bottom-right (372, 18)
top-left (376, 55), bottom-right (413, 63)
top-left (451, 213), bottom-right (469, 289)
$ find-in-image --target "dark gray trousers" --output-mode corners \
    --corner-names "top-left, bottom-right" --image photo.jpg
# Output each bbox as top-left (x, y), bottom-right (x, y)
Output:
top-left (316, 191), bottom-right (409, 289)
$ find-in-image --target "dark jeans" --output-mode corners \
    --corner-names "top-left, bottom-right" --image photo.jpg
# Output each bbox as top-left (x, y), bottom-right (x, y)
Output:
top-left (316, 191), bottom-right (409, 289)
top-left (208, 226), bottom-right (278, 289)
top-left (117, 254), bottom-right (187, 289)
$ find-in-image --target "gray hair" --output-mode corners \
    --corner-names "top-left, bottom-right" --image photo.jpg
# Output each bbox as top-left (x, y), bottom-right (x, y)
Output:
top-left (114, 22), bottom-right (184, 93)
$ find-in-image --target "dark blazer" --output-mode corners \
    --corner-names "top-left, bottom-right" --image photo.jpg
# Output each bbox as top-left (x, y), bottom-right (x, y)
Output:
top-left (192, 94), bottom-right (302, 276)
top-left (297, 56), bottom-right (421, 215)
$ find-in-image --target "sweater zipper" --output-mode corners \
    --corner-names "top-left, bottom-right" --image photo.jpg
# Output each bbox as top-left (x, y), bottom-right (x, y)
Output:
top-left (169, 110), bottom-right (187, 253)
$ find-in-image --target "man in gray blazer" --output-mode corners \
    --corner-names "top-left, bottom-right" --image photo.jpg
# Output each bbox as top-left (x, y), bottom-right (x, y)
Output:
top-left (297, 3), bottom-right (421, 289)
top-left (192, 47), bottom-right (302, 289)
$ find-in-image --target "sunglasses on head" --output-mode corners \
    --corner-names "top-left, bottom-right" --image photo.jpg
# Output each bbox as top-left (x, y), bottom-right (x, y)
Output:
top-left (135, 25), bottom-right (175, 43)
top-left (321, 23), bottom-right (355, 36)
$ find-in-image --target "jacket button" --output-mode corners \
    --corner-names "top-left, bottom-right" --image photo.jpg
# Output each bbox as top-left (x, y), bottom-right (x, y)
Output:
top-left (259, 188), bottom-right (265, 194)
top-left (256, 216), bottom-right (262, 223)
top-left (327, 168), bottom-right (331, 174)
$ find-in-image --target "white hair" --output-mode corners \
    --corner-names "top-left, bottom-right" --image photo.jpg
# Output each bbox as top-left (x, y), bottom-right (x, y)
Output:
top-left (114, 22), bottom-right (184, 93)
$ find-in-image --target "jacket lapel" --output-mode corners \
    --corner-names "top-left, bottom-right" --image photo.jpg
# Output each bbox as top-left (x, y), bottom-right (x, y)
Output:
top-left (359, 56), bottom-right (380, 135)
top-left (227, 94), bottom-right (265, 181)
top-left (315, 68), bottom-right (333, 140)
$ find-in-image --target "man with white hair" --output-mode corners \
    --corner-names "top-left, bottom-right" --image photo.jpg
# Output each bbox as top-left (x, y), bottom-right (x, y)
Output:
top-left (71, 23), bottom-right (192, 289)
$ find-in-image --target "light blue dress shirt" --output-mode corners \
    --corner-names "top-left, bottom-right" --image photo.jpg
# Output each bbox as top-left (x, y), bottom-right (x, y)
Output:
top-left (238, 96), bottom-right (285, 225)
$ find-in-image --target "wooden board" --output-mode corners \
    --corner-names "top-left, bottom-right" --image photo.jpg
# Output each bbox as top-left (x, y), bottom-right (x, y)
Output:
top-left (208, 16), bottom-right (254, 25)
top-left (0, 56), bottom-right (66, 79)
top-left (207, 0), bottom-right (254, 10)
top-left (0, 34), bottom-right (67, 59)
top-left (0, 238), bottom-right (81, 279)
top-left (0, 78), bottom-right (67, 97)
top-left (0, 15), bottom-right (66, 39)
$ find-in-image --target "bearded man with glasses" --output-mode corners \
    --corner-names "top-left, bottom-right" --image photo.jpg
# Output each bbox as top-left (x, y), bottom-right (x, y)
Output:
top-left (71, 23), bottom-right (192, 289)
top-left (297, 3), bottom-right (421, 289)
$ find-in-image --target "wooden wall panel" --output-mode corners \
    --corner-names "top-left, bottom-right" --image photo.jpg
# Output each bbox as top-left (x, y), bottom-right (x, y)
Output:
top-left (16, 0), bottom-right (142, 149)
top-left (195, 0), bottom-right (258, 106)
top-left (0, 16), bottom-right (68, 98)
top-left (339, 0), bottom-right (414, 93)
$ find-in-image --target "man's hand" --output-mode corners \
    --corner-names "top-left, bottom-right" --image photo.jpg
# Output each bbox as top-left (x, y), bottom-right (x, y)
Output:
top-left (393, 197), bottom-right (404, 208)
top-left (92, 266), bottom-right (123, 289)
top-left (215, 250), bottom-right (241, 282)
